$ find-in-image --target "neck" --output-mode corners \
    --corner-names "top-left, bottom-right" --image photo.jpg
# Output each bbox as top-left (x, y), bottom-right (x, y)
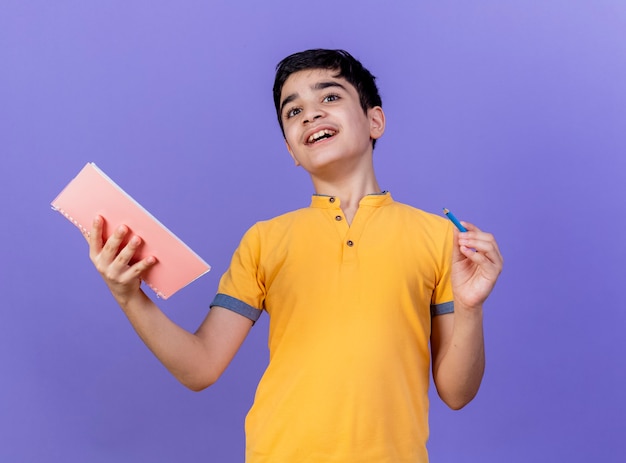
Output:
top-left (311, 171), bottom-right (381, 225)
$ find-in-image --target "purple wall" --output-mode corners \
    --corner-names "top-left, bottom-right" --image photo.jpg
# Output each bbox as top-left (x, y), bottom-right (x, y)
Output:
top-left (2, 1), bottom-right (625, 461)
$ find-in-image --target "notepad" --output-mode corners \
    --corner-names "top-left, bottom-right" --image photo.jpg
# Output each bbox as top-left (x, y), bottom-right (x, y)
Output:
top-left (51, 162), bottom-right (210, 299)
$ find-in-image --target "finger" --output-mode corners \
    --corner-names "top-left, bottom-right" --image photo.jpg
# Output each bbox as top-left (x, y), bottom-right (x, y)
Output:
top-left (88, 216), bottom-right (104, 259)
top-left (459, 221), bottom-right (481, 233)
top-left (458, 224), bottom-right (500, 253)
top-left (111, 234), bottom-right (144, 269)
top-left (459, 237), bottom-right (503, 274)
top-left (459, 233), bottom-right (494, 252)
top-left (459, 237), bottom-right (501, 264)
top-left (457, 222), bottom-right (497, 248)
top-left (100, 224), bottom-right (130, 261)
top-left (454, 222), bottom-right (504, 270)
top-left (461, 229), bottom-right (501, 253)
top-left (124, 255), bottom-right (158, 279)
top-left (455, 221), bottom-right (483, 253)
top-left (457, 247), bottom-right (502, 282)
top-left (459, 224), bottom-right (493, 243)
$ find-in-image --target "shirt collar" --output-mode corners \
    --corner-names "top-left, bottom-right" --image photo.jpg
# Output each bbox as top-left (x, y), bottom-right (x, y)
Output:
top-left (310, 191), bottom-right (393, 209)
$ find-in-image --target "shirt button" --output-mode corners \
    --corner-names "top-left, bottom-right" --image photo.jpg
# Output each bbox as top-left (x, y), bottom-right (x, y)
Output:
top-left (346, 240), bottom-right (354, 247)
top-left (335, 215), bottom-right (342, 221)
top-left (329, 197), bottom-right (335, 203)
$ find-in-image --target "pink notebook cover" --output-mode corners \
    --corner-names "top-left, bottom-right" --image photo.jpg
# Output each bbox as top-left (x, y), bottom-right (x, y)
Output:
top-left (51, 162), bottom-right (210, 299)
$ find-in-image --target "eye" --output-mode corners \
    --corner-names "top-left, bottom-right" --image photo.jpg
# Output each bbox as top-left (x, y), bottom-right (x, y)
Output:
top-left (323, 93), bottom-right (340, 103)
top-left (285, 107), bottom-right (302, 119)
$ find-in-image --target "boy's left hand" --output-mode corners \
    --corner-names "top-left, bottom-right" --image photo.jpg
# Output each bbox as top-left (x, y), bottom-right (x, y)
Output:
top-left (451, 222), bottom-right (503, 310)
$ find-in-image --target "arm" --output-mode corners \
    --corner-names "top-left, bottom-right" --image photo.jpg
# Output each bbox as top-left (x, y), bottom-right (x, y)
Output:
top-left (431, 222), bottom-right (503, 410)
top-left (88, 216), bottom-right (252, 391)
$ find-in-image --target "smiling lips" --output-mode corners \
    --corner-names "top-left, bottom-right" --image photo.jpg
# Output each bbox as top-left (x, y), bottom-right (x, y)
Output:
top-left (307, 129), bottom-right (337, 144)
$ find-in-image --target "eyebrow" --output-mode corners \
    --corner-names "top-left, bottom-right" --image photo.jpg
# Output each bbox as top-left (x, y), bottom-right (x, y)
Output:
top-left (280, 80), bottom-right (348, 116)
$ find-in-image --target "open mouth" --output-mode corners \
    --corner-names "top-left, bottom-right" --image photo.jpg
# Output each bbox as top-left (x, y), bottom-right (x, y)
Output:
top-left (307, 129), bottom-right (337, 144)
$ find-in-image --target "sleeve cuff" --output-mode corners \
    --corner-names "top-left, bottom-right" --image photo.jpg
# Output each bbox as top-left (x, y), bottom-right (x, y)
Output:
top-left (210, 293), bottom-right (263, 323)
top-left (431, 301), bottom-right (454, 317)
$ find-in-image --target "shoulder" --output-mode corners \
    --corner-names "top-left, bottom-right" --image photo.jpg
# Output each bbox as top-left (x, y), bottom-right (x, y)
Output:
top-left (386, 200), bottom-right (450, 230)
top-left (380, 200), bottom-right (454, 255)
top-left (242, 207), bottom-right (313, 241)
top-left (231, 209), bottom-right (307, 257)
top-left (255, 206), bottom-right (312, 228)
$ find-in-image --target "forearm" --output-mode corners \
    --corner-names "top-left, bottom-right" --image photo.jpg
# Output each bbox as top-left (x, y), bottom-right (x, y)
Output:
top-left (117, 290), bottom-right (216, 391)
top-left (433, 305), bottom-right (485, 410)
top-left (88, 217), bottom-right (249, 391)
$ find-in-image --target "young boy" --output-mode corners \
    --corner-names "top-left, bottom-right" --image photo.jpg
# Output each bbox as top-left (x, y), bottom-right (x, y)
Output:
top-left (88, 49), bottom-right (503, 462)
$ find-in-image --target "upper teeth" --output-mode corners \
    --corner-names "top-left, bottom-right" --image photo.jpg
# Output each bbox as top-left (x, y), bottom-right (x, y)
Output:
top-left (308, 129), bottom-right (335, 143)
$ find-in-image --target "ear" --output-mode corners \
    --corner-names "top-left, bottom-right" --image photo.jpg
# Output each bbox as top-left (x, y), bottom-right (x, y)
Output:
top-left (368, 106), bottom-right (386, 140)
top-left (285, 140), bottom-right (300, 166)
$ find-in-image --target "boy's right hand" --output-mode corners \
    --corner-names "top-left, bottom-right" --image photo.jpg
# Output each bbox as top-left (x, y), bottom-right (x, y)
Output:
top-left (87, 215), bottom-right (157, 306)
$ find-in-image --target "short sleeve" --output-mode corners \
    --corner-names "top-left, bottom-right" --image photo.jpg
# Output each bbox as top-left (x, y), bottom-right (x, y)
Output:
top-left (430, 221), bottom-right (455, 317)
top-left (210, 224), bottom-right (264, 323)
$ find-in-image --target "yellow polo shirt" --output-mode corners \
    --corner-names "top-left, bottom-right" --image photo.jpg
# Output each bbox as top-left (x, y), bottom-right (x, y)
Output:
top-left (211, 192), bottom-right (454, 462)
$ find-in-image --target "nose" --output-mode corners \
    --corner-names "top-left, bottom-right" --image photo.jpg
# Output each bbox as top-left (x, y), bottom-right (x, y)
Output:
top-left (303, 106), bottom-right (324, 124)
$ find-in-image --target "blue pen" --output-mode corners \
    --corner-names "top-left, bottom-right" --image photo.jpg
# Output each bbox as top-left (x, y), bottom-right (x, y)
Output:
top-left (443, 208), bottom-right (467, 232)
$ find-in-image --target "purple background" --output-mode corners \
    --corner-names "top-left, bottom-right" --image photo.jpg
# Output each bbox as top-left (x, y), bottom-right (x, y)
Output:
top-left (2, 1), bottom-right (625, 461)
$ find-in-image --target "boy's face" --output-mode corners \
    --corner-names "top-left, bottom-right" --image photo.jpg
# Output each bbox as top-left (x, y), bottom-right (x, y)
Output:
top-left (278, 68), bottom-right (384, 176)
